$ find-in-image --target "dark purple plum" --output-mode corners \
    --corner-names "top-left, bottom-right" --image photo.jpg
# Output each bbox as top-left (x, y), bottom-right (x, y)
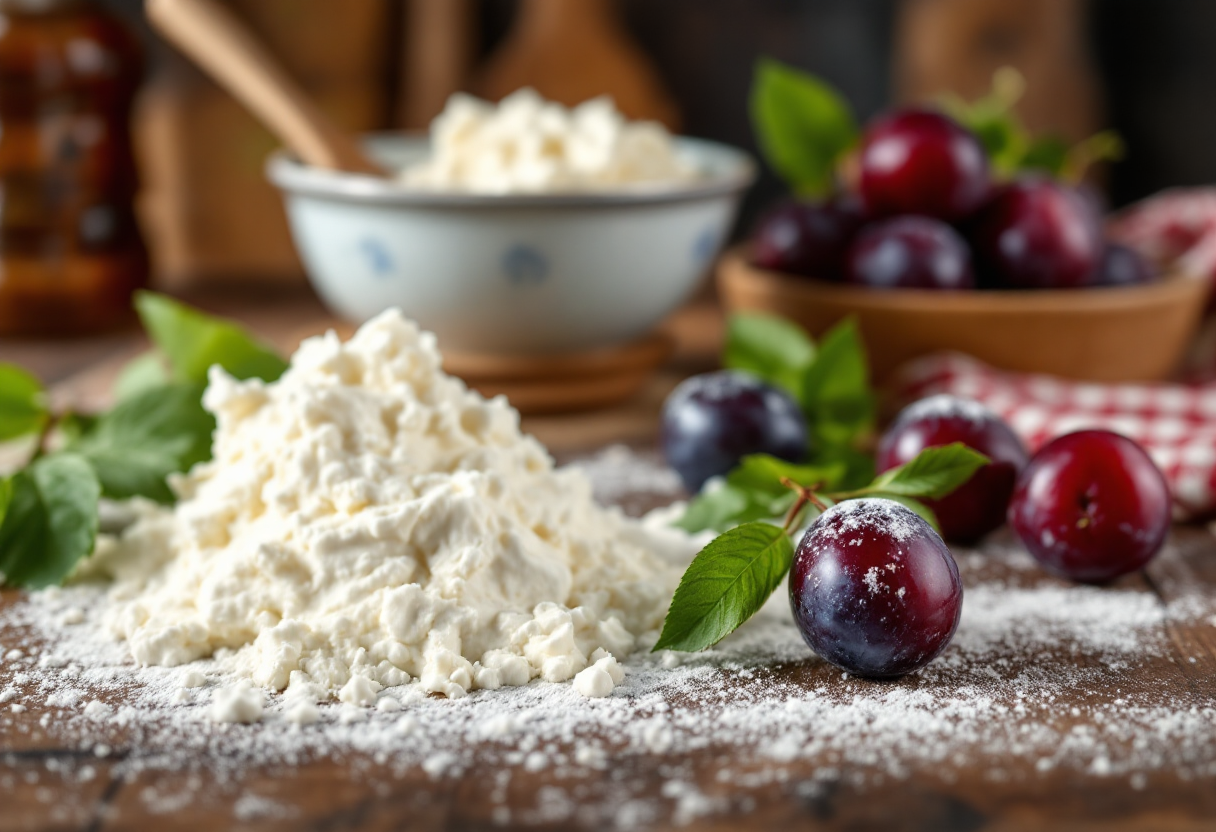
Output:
top-left (971, 178), bottom-right (1103, 289)
top-left (858, 108), bottom-right (991, 222)
top-left (1093, 243), bottom-right (1158, 287)
top-left (789, 498), bottom-right (963, 678)
top-left (1008, 430), bottom-right (1171, 583)
top-left (751, 197), bottom-right (863, 280)
top-left (877, 395), bottom-right (1028, 544)
top-left (661, 371), bottom-right (808, 493)
top-left (845, 216), bottom-right (975, 290)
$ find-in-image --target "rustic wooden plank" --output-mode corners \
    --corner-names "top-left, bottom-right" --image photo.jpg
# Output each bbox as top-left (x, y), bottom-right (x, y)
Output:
top-left (4, 530), bottom-right (1214, 831)
top-left (0, 753), bottom-right (123, 832)
top-left (1144, 527), bottom-right (1216, 690)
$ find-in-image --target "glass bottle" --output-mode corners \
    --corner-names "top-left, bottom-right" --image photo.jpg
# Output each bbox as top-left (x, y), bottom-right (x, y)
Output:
top-left (0, 0), bottom-right (146, 337)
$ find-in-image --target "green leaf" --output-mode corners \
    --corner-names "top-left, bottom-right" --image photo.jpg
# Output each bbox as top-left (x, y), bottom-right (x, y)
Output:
top-left (676, 483), bottom-right (795, 535)
top-left (674, 455), bottom-right (845, 534)
top-left (113, 352), bottom-right (171, 402)
top-left (56, 412), bottom-right (98, 444)
top-left (0, 363), bottom-right (48, 442)
top-left (68, 383), bottom-right (214, 504)
top-left (723, 313), bottom-right (816, 397)
top-left (1018, 135), bottom-right (1070, 176)
top-left (675, 484), bottom-right (752, 534)
top-left (968, 111), bottom-right (1023, 166)
top-left (871, 493), bottom-right (941, 533)
top-left (653, 522), bottom-right (793, 652)
top-left (938, 67), bottom-right (1030, 175)
top-left (800, 318), bottom-right (874, 448)
top-left (1061, 130), bottom-right (1124, 184)
top-left (870, 442), bottom-right (990, 500)
top-left (942, 97), bottom-right (1026, 175)
top-left (135, 292), bottom-right (288, 384)
top-left (730, 454), bottom-right (844, 495)
top-left (810, 444), bottom-right (876, 492)
top-left (0, 454), bottom-right (100, 589)
top-left (750, 58), bottom-right (858, 197)
top-left (0, 476), bottom-right (12, 529)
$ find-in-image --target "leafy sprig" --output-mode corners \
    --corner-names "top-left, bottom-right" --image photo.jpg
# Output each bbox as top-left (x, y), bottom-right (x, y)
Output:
top-left (655, 444), bottom-right (989, 653)
top-left (668, 311), bottom-right (989, 652)
top-left (0, 293), bottom-right (287, 588)
top-left (939, 67), bottom-right (1122, 183)
top-left (722, 312), bottom-right (875, 492)
top-left (750, 58), bottom-right (858, 198)
top-left (750, 60), bottom-right (1123, 194)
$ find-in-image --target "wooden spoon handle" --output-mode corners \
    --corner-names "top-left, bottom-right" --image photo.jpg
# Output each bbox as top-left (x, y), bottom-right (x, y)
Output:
top-left (146, 0), bottom-right (381, 174)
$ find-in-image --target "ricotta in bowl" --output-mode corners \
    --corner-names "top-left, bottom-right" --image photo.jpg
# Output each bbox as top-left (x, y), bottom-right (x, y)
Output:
top-left (399, 88), bottom-right (697, 194)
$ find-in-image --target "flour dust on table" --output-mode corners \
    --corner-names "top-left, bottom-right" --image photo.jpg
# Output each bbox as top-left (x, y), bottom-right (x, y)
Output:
top-left (2, 499), bottom-right (1216, 824)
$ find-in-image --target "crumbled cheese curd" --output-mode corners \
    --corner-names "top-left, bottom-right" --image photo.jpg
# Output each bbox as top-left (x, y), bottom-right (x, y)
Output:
top-left (400, 88), bottom-right (696, 193)
top-left (88, 310), bottom-right (690, 710)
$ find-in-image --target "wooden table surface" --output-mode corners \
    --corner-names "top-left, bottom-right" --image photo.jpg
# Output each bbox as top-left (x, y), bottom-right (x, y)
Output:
top-left (2, 287), bottom-right (1215, 831)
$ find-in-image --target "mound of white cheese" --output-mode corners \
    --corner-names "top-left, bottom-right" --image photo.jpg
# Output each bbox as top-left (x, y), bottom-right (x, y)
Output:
top-left (92, 310), bottom-right (686, 706)
top-left (400, 88), bottom-right (695, 194)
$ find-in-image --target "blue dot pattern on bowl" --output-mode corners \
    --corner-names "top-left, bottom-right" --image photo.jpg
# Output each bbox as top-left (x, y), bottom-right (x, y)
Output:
top-left (359, 237), bottom-right (396, 278)
top-left (502, 244), bottom-right (548, 286)
top-left (692, 226), bottom-right (721, 268)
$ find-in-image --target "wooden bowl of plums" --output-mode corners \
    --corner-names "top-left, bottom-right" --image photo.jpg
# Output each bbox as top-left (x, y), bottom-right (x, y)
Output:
top-left (719, 109), bottom-right (1207, 382)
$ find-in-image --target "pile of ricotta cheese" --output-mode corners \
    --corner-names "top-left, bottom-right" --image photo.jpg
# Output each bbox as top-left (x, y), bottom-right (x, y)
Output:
top-left (399, 88), bottom-right (696, 194)
top-left (89, 310), bottom-right (688, 707)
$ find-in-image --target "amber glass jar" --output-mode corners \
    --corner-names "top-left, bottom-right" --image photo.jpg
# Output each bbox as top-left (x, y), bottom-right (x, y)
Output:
top-left (0, 0), bottom-right (146, 336)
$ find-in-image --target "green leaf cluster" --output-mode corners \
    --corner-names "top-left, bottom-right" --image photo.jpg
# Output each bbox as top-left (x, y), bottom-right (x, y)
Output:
top-left (676, 454), bottom-right (845, 534)
top-left (721, 312), bottom-right (875, 494)
top-left (940, 67), bottom-right (1123, 182)
top-left (655, 443), bottom-right (989, 653)
top-left (0, 293), bottom-right (288, 588)
top-left (116, 292), bottom-right (288, 398)
top-left (750, 58), bottom-right (858, 198)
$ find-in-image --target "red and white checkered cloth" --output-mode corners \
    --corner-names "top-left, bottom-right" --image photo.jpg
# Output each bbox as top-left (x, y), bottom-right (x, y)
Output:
top-left (892, 353), bottom-right (1216, 520)
top-left (1108, 187), bottom-right (1216, 291)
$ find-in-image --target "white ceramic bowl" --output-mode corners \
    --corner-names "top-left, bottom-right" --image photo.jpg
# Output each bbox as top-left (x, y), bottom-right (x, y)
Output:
top-left (266, 135), bottom-right (755, 354)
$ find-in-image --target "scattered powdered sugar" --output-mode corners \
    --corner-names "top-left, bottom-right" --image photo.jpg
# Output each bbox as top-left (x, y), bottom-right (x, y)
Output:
top-left (810, 498), bottom-right (925, 543)
top-left (568, 445), bottom-right (683, 507)
top-left (232, 792), bottom-right (293, 822)
top-left (1, 449), bottom-right (1214, 826)
top-left (862, 566), bottom-right (881, 595)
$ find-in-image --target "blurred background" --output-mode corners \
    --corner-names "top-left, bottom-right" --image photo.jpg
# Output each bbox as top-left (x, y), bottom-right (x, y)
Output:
top-left (86, 0), bottom-right (1216, 289)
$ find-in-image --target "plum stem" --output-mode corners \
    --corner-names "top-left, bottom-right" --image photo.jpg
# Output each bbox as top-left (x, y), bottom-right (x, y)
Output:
top-left (780, 477), bottom-right (828, 533)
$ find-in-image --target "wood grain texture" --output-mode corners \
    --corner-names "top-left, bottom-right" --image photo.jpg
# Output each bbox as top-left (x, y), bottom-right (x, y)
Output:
top-left (2, 530), bottom-right (1215, 830)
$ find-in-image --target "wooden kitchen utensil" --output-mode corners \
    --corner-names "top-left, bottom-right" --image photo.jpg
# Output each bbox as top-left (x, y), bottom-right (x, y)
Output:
top-left (146, 0), bottom-right (383, 175)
